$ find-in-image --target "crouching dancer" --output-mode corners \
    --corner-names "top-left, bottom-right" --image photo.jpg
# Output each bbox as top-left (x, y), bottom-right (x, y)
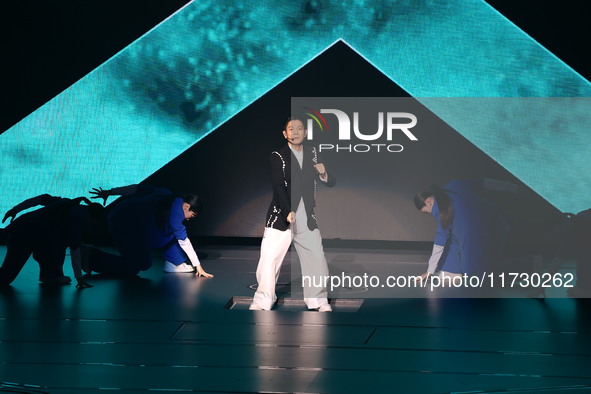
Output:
top-left (1, 194), bottom-right (104, 288)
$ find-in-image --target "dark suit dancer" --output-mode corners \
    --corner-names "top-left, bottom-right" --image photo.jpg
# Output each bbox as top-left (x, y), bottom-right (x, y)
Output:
top-left (0, 194), bottom-right (101, 288)
top-left (250, 117), bottom-right (335, 311)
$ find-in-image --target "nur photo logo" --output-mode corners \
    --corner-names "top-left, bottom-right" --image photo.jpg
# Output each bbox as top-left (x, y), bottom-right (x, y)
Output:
top-left (301, 107), bottom-right (418, 153)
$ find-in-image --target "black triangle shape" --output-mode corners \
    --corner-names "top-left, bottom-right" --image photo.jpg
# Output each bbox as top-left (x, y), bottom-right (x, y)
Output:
top-left (144, 41), bottom-right (560, 253)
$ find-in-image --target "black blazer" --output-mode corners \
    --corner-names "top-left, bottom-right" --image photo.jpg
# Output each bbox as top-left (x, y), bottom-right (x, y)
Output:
top-left (265, 144), bottom-right (335, 231)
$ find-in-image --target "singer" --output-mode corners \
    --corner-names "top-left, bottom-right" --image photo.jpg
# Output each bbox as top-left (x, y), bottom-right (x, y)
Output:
top-left (250, 116), bottom-right (335, 311)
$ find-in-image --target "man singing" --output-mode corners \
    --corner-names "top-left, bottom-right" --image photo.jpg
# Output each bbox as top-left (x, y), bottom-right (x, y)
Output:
top-left (250, 116), bottom-right (335, 311)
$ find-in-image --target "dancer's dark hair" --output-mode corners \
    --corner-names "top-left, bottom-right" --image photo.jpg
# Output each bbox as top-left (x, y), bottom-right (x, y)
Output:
top-left (156, 194), bottom-right (203, 230)
top-left (414, 185), bottom-right (454, 229)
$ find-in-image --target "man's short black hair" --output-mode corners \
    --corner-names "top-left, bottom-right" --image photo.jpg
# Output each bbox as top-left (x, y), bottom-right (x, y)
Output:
top-left (283, 115), bottom-right (306, 130)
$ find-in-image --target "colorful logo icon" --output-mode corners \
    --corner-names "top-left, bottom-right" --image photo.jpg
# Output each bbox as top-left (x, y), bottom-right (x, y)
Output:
top-left (303, 107), bottom-right (329, 132)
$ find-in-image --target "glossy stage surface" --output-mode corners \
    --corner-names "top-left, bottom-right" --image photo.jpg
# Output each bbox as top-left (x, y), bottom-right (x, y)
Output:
top-left (1, 245), bottom-right (590, 393)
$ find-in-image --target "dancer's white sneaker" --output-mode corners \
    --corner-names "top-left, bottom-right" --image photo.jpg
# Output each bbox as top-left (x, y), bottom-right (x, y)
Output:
top-left (163, 261), bottom-right (195, 273)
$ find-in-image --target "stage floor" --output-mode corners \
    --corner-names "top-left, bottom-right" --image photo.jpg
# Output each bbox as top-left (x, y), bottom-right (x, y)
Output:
top-left (1, 244), bottom-right (590, 393)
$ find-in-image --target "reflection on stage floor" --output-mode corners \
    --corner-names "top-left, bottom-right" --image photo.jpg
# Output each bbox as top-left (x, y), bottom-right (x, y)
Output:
top-left (1, 245), bottom-right (590, 393)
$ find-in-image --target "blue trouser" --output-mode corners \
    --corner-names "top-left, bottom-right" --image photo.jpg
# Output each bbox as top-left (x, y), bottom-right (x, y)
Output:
top-left (89, 237), bottom-right (187, 276)
top-left (159, 238), bottom-right (186, 265)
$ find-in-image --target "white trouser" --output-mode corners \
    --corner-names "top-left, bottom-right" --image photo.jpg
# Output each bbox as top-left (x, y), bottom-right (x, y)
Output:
top-left (252, 226), bottom-right (329, 310)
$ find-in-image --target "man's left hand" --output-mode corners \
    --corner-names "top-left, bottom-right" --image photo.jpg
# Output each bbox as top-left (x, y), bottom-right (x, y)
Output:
top-left (314, 163), bottom-right (326, 177)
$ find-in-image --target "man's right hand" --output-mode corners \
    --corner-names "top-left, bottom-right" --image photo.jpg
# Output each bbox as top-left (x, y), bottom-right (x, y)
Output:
top-left (287, 212), bottom-right (296, 223)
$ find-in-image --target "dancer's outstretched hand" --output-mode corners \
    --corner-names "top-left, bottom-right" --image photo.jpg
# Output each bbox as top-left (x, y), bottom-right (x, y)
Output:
top-left (2, 208), bottom-right (17, 224)
top-left (89, 187), bottom-right (110, 206)
top-left (196, 265), bottom-right (213, 278)
top-left (414, 272), bottom-right (431, 284)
